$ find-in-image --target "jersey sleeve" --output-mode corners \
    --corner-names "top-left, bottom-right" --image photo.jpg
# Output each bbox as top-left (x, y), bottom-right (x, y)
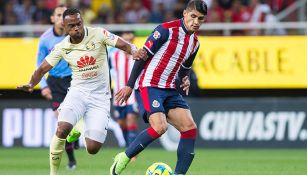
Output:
top-left (143, 24), bottom-right (169, 56)
top-left (101, 28), bottom-right (119, 47)
top-left (179, 43), bottom-right (200, 80)
top-left (45, 44), bottom-right (63, 67)
top-left (37, 39), bottom-right (49, 89)
top-left (182, 42), bottom-right (200, 69)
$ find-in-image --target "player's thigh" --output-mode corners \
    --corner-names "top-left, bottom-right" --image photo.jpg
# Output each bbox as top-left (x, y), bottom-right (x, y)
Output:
top-left (135, 87), bottom-right (166, 123)
top-left (84, 99), bottom-right (110, 144)
top-left (58, 88), bottom-right (85, 126)
top-left (148, 112), bottom-right (168, 135)
top-left (167, 108), bottom-right (196, 132)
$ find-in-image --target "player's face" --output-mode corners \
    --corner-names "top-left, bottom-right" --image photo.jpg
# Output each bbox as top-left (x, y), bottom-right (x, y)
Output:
top-left (64, 13), bottom-right (85, 41)
top-left (183, 9), bottom-right (206, 33)
top-left (51, 7), bottom-right (66, 30)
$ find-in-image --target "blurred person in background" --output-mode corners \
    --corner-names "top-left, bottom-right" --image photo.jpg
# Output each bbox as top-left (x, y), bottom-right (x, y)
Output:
top-left (32, 0), bottom-right (51, 24)
top-left (3, 1), bottom-right (18, 25)
top-left (150, 0), bottom-right (166, 23)
top-left (110, 1), bottom-right (207, 174)
top-left (207, 0), bottom-right (225, 23)
top-left (35, 6), bottom-right (78, 170)
top-left (79, 1), bottom-right (96, 24)
top-left (249, 0), bottom-right (285, 35)
top-left (230, 0), bottom-right (252, 35)
top-left (93, 4), bottom-right (114, 24)
top-left (218, 0), bottom-right (234, 10)
top-left (14, 0), bottom-right (35, 24)
top-left (109, 31), bottom-right (139, 156)
top-left (126, 0), bottom-right (150, 23)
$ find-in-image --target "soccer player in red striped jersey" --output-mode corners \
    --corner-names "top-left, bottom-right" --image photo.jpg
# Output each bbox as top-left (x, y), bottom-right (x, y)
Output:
top-left (109, 32), bottom-right (139, 149)
top-left (110, 1), bottom-right (207, 175)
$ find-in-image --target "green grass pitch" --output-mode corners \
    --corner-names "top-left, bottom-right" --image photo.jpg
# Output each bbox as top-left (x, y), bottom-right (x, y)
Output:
top-left (0, 148), bottom-right (306, 175)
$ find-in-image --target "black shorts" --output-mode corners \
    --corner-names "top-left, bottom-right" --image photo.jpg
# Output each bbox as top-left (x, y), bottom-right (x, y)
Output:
top-left (47, 75), bottom-right (71, 110)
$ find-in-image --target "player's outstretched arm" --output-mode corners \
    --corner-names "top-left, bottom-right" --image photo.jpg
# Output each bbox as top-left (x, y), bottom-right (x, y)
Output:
top-left (17, 60), bottom-right (53, 92)
top-left (115, 37), bottom-right (147, 61)
top-left (115, 59), bottom-right (146, 105)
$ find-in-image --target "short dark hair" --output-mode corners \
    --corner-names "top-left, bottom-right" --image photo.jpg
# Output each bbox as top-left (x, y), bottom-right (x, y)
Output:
top-left (52, 5), bottom-right (66, 15)
top-left (63, 8), bottom-right (81, 19)
top-left (186, 0), bottom-right (208, 15)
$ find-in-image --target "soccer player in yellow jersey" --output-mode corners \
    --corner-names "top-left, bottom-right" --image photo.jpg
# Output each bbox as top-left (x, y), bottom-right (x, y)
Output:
top-left (17, 8), bottom-right (147, 175)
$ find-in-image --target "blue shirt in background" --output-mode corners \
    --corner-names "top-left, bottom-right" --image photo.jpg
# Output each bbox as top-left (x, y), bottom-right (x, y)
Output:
top-left (37, 27), bottom-right (72, 89)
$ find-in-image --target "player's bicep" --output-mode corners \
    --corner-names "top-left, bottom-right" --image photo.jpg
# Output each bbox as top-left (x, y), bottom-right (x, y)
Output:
top-left (143, 25), bottom-right (169, 57)
top-left (101, 28), bottom-right (119, 47)
top-left (45, 45), bottom-right (62, 67)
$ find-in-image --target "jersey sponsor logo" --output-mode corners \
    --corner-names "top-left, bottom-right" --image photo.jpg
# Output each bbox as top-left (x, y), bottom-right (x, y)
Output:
top-left (77, 56), bottom-right (96, 68)
top-left (152, 100), bottom-right (160, 108)
top-left (81, 71), bottom-right (97, 79)
top-left (153, 31), bottom-right (161, 40)
top-left (79, 65), bottom-right (99, 72)
top-left (145, 40), bottom-right (153, 49)
top-left (65, 50), bottom-right (72, 54)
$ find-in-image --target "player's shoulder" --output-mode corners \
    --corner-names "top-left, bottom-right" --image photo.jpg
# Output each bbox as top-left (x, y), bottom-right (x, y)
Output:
top-left (86, 26), bottom-right (106, 35)
top-left (86, 26), bottom-right (112, 38)
top-left (161, 19), bottom-right (181, 29)
top-left (193, 33), bottom-right (199, 41)
top-left (53, 36), bottom-right (69, 50)
top-left (86, 26), bottom-right (98, 33)
top-left (39, 28), bottom-right (54, 41)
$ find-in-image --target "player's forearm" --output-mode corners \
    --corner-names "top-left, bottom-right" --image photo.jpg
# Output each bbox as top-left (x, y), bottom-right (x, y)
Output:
top-left (115, 38), bottom-right (137, 55)
top-left (30, 60), bottom-right (53, 88)
top-left (178, 65), bottom-right (191, 80)
top-left (29, 69), bottom-right (47, 88)
top-left (127, 60), bottom-right (146, 88)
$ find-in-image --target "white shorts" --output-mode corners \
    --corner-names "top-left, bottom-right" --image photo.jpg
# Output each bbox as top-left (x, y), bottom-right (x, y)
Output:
top-left (58, 87), bottom-right (110, 143)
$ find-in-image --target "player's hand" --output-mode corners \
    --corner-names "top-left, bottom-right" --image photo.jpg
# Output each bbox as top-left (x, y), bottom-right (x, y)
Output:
top-left (17, 84), bottom-right (34, 93)
top-left (132, 48), bottom-right (148, 61)
top-left (41, 87), bottom-right (52, 100)
top-left (115, 86), bottom-right (133, 105)
top-left (180, 76), bottom-right (190, 96)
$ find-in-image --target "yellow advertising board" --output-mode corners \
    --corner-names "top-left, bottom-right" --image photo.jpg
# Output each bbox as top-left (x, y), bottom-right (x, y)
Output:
top-left (193, 36), bottom-right (307, 88)
top-left (0, 36), bottom-right (307, 89)
top-left (0, 38), bottom-right (38, 89)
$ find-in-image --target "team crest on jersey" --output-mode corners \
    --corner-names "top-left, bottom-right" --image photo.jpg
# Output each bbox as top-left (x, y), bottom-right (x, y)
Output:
top-left (77, 56), bottom-right (96, 68)
top-left (145, 40), bottom-right (153, 49)
top-left (153, 31), bottom-right (161, 39)
top-left (152, 100), bottom-right (160, 108)
top-left (102, 29), bottom-right (115, 40)
top-left (86, 41), bottom-right (95, 50)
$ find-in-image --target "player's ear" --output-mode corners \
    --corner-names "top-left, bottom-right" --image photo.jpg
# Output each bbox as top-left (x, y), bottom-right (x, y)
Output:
top-left (183, 9), bottom-right (188, 17)
top-left (50, 15), bottom-right (55, 23)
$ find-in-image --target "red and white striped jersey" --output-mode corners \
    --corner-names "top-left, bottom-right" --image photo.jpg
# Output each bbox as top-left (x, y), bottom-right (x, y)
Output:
top-left (137, 19), bottom-right (200, 89)
top-left (109, 49), bottom-right (136, 106)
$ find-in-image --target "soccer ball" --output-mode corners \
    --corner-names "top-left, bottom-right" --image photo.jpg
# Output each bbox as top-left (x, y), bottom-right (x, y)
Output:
top-left (145, 162), bottom-right (173, 175)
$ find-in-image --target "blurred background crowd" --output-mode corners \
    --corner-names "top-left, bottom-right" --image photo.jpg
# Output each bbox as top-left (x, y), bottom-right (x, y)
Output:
top-left (0, 0), bottom-right (297, 25)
